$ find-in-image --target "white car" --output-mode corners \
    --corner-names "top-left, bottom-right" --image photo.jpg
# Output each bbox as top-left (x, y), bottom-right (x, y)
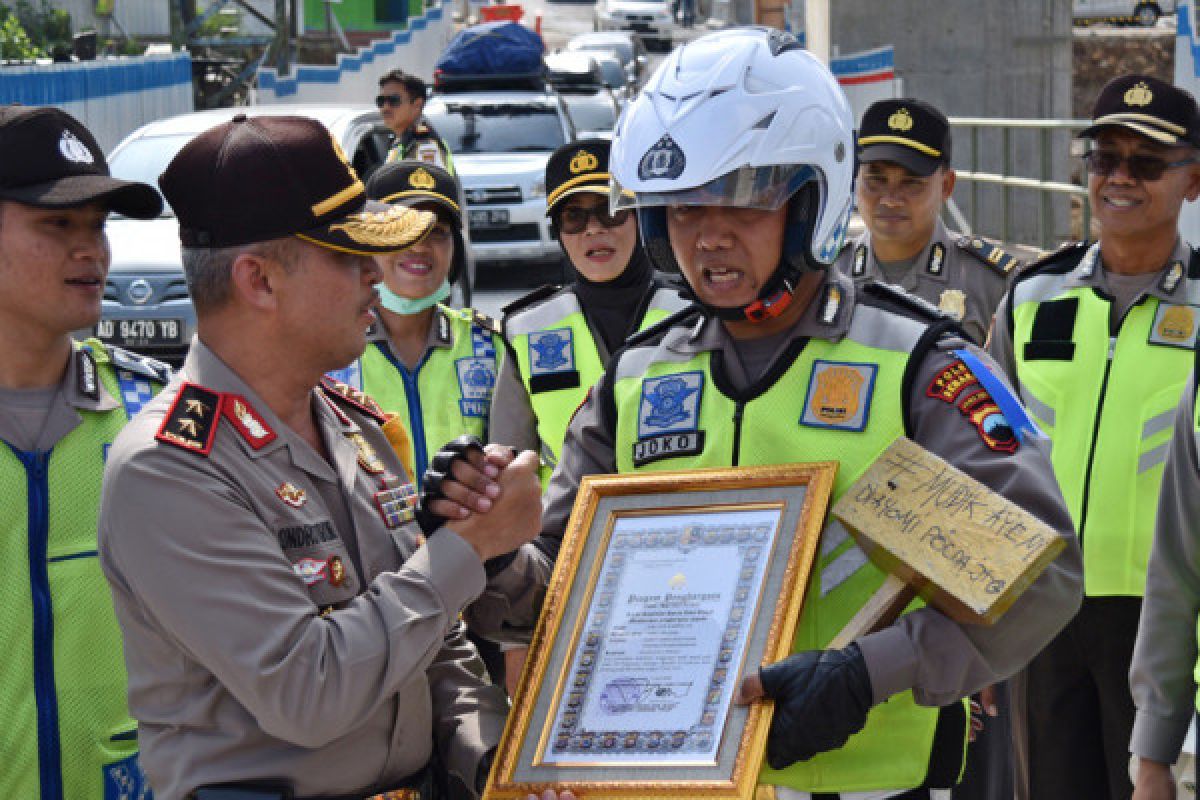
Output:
top-left (1072, 0), bottom-right (1174, 25)
top-left (594, 0), bottom-right (678, 49)
top-left (100, 105), bottom-right (425, 363)
top-left (424, 89), bottom-right (575, 266)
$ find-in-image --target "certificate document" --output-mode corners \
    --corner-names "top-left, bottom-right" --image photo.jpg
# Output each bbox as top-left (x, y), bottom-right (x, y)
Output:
top-left (540, 507), bottom-right (780, 766)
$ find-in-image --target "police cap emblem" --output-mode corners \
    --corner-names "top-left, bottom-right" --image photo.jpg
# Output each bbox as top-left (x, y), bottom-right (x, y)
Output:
top-left (638, 135), bottom-right (686, 181)
top-left (570, 149), bottom-right (599, 175)
top-left (888, 108), bottom-right (914, 132)
top-left (1124, 81), bottom-right (1153, 108)
top-left (408, 167), bottom-right (436, 190)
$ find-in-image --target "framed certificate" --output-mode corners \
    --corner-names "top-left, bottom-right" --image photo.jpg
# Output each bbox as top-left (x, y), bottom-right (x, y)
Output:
top-left (484, 462), bottom-right (837, 800)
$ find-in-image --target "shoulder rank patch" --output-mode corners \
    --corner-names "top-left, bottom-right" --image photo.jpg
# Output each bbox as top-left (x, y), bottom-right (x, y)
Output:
top-left (155, 383), bottom-right (222, 456)
top-left (927, 351), bottom-right (1039, 454)
top-left (76, 348), bottom-right (99, 401)
top-left (320, 376), bottom-right (387, 424)
top-left (800, 360), bottom-right (877, 432)
top-left (959, 236), bottom-right (1019, 276)
top-left (222, 393), bottom-right (277, 449)
top-left (926, 243), bottom-right (946, 276)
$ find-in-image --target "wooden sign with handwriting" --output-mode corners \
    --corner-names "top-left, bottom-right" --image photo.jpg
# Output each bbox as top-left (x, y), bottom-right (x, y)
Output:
top-left (832, 437), bottom-right (1064, 626)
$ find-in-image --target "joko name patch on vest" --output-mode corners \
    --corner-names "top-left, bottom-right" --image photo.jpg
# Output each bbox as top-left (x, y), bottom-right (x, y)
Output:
top-left (800, 360), bottom-right (877, 432)
top-left (633, 371), bottom-right (705, 466)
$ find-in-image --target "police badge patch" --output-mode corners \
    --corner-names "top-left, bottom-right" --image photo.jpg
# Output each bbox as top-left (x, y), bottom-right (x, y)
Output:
top-left (1148, 303), bottom-right (1200, 349)
top-left (633, 372), bottom-right (705, 466)
top-left (528, 328), bottom-right (580, 393)
top-left (456, 356), bottom-right (496, 417)
top-left (800, 361), bottom-right (877, 431)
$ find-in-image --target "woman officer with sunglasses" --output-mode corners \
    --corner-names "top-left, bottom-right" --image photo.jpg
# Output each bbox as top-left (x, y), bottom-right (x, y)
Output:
top-left (489, 139), bottom-right (689, 490)
top-left (989, 74), bottom-right (1200, 800)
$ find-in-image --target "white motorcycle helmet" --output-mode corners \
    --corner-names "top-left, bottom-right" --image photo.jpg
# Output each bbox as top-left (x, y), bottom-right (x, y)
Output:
top-left (610, 27), bottom-right (855, 322)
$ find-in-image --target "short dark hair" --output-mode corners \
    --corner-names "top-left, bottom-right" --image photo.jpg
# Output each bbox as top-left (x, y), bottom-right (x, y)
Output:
top-left (378, 69), bottom-right (427, 101)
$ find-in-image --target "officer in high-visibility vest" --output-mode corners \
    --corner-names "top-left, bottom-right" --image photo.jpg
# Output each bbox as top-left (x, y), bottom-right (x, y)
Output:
top-left (834, 98), bottom-right (1017, 347)
top-left (327, 161), bottom-right (503, 486)
top-left (1129, 363), bottom-right (1200, 799)
top-left (489, 138), bottom-right (688, 486)
top-left (0, 105), bottom-right (166, 799)
top-left (988, 74), bottom-right (1200, 800)
top-left (466, 28), bottom-right (1083, 800)
top-left (378, 70), bottom-right (455, 173)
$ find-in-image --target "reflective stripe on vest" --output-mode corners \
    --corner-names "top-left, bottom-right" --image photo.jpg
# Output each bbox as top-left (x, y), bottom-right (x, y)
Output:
top-left (0, 344), bottom-right (154, 799)
top-left (1012, 245), bottom-right (1199, 596)
top-left (355, 308), bottom-right (501, 485)
top-left (509, 287), bottom-right (687, 485)
top-left (609, 306), bottom-right (956, 793)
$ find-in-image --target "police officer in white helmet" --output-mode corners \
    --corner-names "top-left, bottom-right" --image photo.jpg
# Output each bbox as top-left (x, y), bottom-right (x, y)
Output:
top-left (460, 27), bottom-right (1083, 800)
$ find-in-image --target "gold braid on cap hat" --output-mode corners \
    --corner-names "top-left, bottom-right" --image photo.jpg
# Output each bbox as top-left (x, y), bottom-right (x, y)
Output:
top-left (330, 206), bottom-right (431, 247)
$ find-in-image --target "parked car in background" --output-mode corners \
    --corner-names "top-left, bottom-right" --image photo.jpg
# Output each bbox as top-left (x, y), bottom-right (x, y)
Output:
top-left (101, 105), bottom-right (405, 365)
top-left (545, 52), bottom-right (623, 137)
top-left (565, 32), bottom-right (650, 87)
top-left (592, 53), bottom-right (634, 101)
top-left (424, 87), bottom-right (575, 267)
top-left (1072, 0), bottom-right (1174, 25)
top-left (593, 0), bottom-right (677, 49)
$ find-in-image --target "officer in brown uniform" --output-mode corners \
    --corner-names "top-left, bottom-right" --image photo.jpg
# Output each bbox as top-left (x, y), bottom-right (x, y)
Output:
top-left (834, 98), bottom-right (1017, 346)
top-left (97, 115), bottom-right (543, 800)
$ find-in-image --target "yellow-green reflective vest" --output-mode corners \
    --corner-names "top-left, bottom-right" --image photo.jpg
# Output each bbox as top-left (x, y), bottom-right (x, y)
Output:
top-left (507, 286), bottom-right (687, 485)
top-left (607, 305), bottom-right (965, 794)
top-left (0, 340), bottom-right (164, 799)
top-left (1011, 244), bottom-right (1199, 597)
top-left (1190, 379), bottom-right (1200, 712)
top-left (330, 306), bottom-right (503, 485)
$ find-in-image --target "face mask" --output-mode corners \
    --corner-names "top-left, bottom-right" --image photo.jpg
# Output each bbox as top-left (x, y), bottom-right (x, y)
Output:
top-left (377, 280), bottom-right (451, 315)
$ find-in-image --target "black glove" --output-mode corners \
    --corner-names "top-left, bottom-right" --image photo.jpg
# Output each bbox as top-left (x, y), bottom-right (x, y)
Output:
top-left (758, 642), bottom-right (873, 769)
top-left (416, 434), bottom-right (486, 535)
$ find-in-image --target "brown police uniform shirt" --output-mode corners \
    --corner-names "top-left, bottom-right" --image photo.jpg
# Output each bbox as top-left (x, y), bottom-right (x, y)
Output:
top-left (1129, 376), bottom-right (1200, 765)
top-left (468, 272), bottom-right (1084, 708)
top-left (0, 347), bottom-right (119, 451)
top-left (98, 340), bottom-right (506, 800)
top-left (834, 218), bottom-right (1015, 346)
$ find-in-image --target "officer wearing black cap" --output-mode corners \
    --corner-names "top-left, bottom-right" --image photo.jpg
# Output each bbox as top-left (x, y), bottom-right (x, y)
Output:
top-left (989, 74), bottom-right (1200, 800)
top-left (834, 98), bottom-right (1017, 346)
top-left (0, 104), bottom-right (165, 799)
top-left (327, 160), bottom-right (505, 499)
top-left (97, 114), bottom-right (544, 800)
top-left (489, 138), bottom-right (688, 490)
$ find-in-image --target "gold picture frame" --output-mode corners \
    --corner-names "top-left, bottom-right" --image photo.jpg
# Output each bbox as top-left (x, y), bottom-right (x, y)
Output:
top-left (484, 462), bottom-right (838, 800)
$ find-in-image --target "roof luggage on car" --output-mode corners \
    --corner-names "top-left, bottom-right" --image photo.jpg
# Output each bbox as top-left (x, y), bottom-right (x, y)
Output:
top-left (434, 21), bottom-right (547, 92)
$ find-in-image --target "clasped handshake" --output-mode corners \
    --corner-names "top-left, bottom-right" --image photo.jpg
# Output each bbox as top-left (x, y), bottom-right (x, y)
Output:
top-left (416, 435), bottom-right (544, 562)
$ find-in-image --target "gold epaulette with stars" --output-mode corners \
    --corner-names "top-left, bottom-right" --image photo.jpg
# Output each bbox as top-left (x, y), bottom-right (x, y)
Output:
top-left (957, 236), bottom-right (1020, 276)
top-left (320, 375), bottom-right (387, 424)
top-left (155, 383), bottom-right (277, 456)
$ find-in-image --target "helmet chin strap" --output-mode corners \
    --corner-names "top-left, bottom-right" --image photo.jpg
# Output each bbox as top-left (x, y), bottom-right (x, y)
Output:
top-left (681, 256), bottom-right (812, 323)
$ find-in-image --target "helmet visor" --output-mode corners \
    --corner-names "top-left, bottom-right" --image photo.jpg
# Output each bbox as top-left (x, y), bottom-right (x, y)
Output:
top-left (611, 164), bottom-right (817, 212)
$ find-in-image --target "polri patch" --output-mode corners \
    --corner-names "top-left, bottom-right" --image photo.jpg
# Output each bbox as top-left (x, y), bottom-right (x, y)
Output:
top-left (455, 356), bottom-right (496, 418)
top-left (1148, 303), bottom-right (1200, 349)
top-left (800, 361), bottom-right (877, 431)
top-left (633, 372), bottom-right (705, 466)
top-left (102, 752), bottom-right (150, 800)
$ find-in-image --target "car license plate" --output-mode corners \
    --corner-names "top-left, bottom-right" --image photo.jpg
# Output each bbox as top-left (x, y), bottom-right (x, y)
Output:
top-left (95, 318), bottom-right (184, 348)
top-left (469, 209), bottom-right (510, 229)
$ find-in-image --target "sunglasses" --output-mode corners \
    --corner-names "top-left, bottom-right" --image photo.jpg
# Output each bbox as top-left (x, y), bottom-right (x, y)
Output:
top-left (1084, 150), bottom-right (1197, 182)
top-left (556, 205), bottom-right (631, 234)
top-left (375, 94), bottom-right (412, 109)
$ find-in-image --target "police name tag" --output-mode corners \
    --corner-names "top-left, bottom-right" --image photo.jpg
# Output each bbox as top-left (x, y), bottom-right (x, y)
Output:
top-left (1148, 303), bottom-right (1200, 349)
top-left (633, 372), bottom-right (705, 466)
top-left (800, 360), bottom-right (877, 432)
